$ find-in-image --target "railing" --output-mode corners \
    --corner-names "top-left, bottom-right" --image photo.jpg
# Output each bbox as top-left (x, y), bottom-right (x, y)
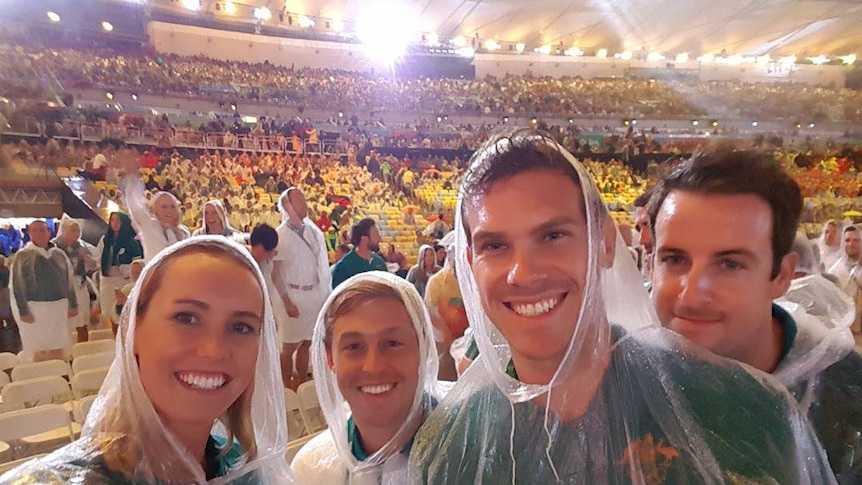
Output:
top-left (5, 120), bottom-right (348, 157)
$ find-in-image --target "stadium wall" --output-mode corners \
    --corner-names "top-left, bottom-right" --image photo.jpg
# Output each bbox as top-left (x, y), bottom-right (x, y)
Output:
top-left (148, 21), bottom-right (847, 87)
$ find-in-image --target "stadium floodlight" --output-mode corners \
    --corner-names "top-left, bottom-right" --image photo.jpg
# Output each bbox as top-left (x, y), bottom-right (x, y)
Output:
top-left (298, 15), bottom-right (314, 27)
top-left (456, 47), bottom-right (475, 58)
top-left (425, 32), bottom-right (439, 45)
top-left (332, 19), bottom-right (345, 33)
top-left (537, 45), bottom-right (552, 55)
top-left (47, 11), bottom-right (61, 22)
top-left (452, 36), bottom-right (467, 47)
top-left (808, 55), bottom-right (829, 65)
top-left (778, 55), bottom-right (797, 64)
top-left (808, 122), bottom-right (815, 128)
top-left (596, 48), bottom-right (608, 58)
top-left (181, 0), bottom-right (201, 11)
top-left (615, 51), bottom-right (632, 60)
top-left (483, 40), bottom-right (501, 51)
top-left (564, 47), bottom-right (584, 57)
top-left (515, 43), bottom-right (526, 53)
top-left (839, 54), bottom-right (856, 65)
top-left (357, 2), bottom-right (422, 64)
top-left (756, 55), bottom-right (771, 65)
top-left (101, 21), bottom-right (114, 32)
top-left (224, 2), bottom-right (236, 15)
top-left (675, 52), bottom-right (689, 63)
top-left (692, 120), bottom-right (699, 126)
top-left (646, 51), bottom-right (665, 62)
top-left (697, 53), bottom-right (715, 63)
top-left (752, 121), bottom-right (758, 127)
top-left (254, 8), bottom-right (273, 21)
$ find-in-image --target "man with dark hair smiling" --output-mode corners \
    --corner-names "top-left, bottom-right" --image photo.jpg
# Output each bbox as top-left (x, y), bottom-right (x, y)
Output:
top-left (649, 149), bottom-right (862, 482)
top-left (409, 131), bottom-right (833, 483)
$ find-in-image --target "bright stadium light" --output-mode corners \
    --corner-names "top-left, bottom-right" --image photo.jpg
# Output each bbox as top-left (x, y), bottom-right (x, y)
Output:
top-left (647, 51), bottom-right (665, 62)
top-left (357, 2), bottom-right (422, 64)
top-left (46, 11), bottom-right (61, 22)
top-left (564, 47), bottom-right (584, 57)
top-left (596, 48), bottom-right (608, 58)
top-left (697, 53), bottom-right (715, 63)
top-left (224, 2), bottom-right (236, 15)
top-left (756, 55), bottom-right (771, 65)
top-left (615, 51), bottom-right (632, 60)
top-left (101, 21), bottom-right (114, 32)
top-left (515, 43), bottom-right (526, 53)
top-left (452, 36), bottom-right (467, 48)
top-left (297, 15), bottom-right (315, 27)
top-left (483, 39), bottom-right (501, 51)
top-left (779, 55), bottom-right (797, 64)
top-left (675, 52), bottom-right (689, 63)
top-left (839, 54), bottom-right (856, 65)
top-left (181, 0), bottom-right (201, 11)
top-left (425, 32), bottom-right (439, 45)
top-left (537, 45), bottom-right (552, 55)
top-left (254, 7), bottom-right (273, 21)
top-left (808, 55), bottom-right (829, 65)
top-left (456, 47), bottom-right (475, 58)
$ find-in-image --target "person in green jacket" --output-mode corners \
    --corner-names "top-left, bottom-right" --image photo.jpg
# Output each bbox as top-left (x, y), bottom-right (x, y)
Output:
top-left (409, 129), bottom-right (835, 484)
top-left (649, 149), bottom-right (862, 483)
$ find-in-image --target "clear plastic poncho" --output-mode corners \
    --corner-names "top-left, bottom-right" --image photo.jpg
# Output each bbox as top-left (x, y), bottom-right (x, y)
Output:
top-left (775, 241), bottom-right (862, 482)
top-left (409, 132), bottom-right (835, 484)
top-left (292, 271), bottom-right (439, 484)
top-left (0, 236), bottom-right (294, 484)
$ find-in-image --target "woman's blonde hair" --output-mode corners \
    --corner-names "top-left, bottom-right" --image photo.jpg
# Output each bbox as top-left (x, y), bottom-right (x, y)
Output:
top-left (135, 241), bottom-right (262, 460)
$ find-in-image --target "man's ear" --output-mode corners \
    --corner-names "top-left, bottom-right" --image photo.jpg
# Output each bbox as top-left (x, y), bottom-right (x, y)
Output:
top-left (466, 245), bottom-right (473, 268)
top-left (770, 252), bottom-right (798, 299)
top-left (325, 347), bottom-right (335, 369)
top-left (598, 216), bottom-right (617, 269)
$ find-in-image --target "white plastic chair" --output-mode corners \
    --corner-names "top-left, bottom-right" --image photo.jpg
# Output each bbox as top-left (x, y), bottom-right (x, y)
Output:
top-left (0, 405), bottom-right (78, 460)
top-left (284, 388), bottom-right (308, 441)
top-left (73, 395), bottom-right (98, 425)
top-left (72, 352), bottom-right (115, 375)
top-left (0, 453), bottom-right (47, 474)
top-left (296, 381), bottom-right (326, 433)
top-left (88, 329), bottom-right (115, 341)
top-left (0, 352), bottom-right (19, 373)
top-left (71, 340), bottom-right (115, 360)
top-left (11, 360), bottom-right (72, 382)
top-left (71, 367), bottom-right (109, 400)
top-left (0, 376), bottom-right (72, 409)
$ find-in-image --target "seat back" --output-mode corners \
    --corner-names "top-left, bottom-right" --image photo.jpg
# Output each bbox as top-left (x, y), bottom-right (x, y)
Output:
top-left (284, 388), bottom-right (308, 441)
top-left (296, 381), bottom-right (326, 433)
top-left (0, 404), bottom-right (73, 442)
top-left (73, 395), bottom-right (99, 425)
top-left (11, 360), bottom-right (72, 382)
top-left (72, 352), bottom-right (115, 375)
top-left (88, 329), bottom-right (115, 341)
top-left (71, 340), bottom-right (115, 360)
top-left (0, 352), bottom-right (20, 372)
top-left (1, 376), bottom-right (72, 408)
top-left (71, 367), bottom-right (109, 400)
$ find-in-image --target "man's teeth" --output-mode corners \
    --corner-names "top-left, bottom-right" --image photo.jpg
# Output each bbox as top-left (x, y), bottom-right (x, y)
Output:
top-left (360, 384), bottom-right (394, 395)
top-left (177, 372), bottom-right (226, 390)
top-left (511, 297), bottom-right (560, 317)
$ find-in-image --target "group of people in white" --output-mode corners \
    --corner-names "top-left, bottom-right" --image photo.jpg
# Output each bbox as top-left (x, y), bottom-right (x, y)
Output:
top-left (2, 131), bottom-right (861, 484)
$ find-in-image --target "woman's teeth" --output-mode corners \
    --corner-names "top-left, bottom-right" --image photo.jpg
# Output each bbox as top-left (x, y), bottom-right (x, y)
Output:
top-left (177, 372), bottom-right (227, 390)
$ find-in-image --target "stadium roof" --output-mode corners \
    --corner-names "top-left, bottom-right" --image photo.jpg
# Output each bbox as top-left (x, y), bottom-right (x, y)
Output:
top-left (237, 0), bottom-right (862, 57)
